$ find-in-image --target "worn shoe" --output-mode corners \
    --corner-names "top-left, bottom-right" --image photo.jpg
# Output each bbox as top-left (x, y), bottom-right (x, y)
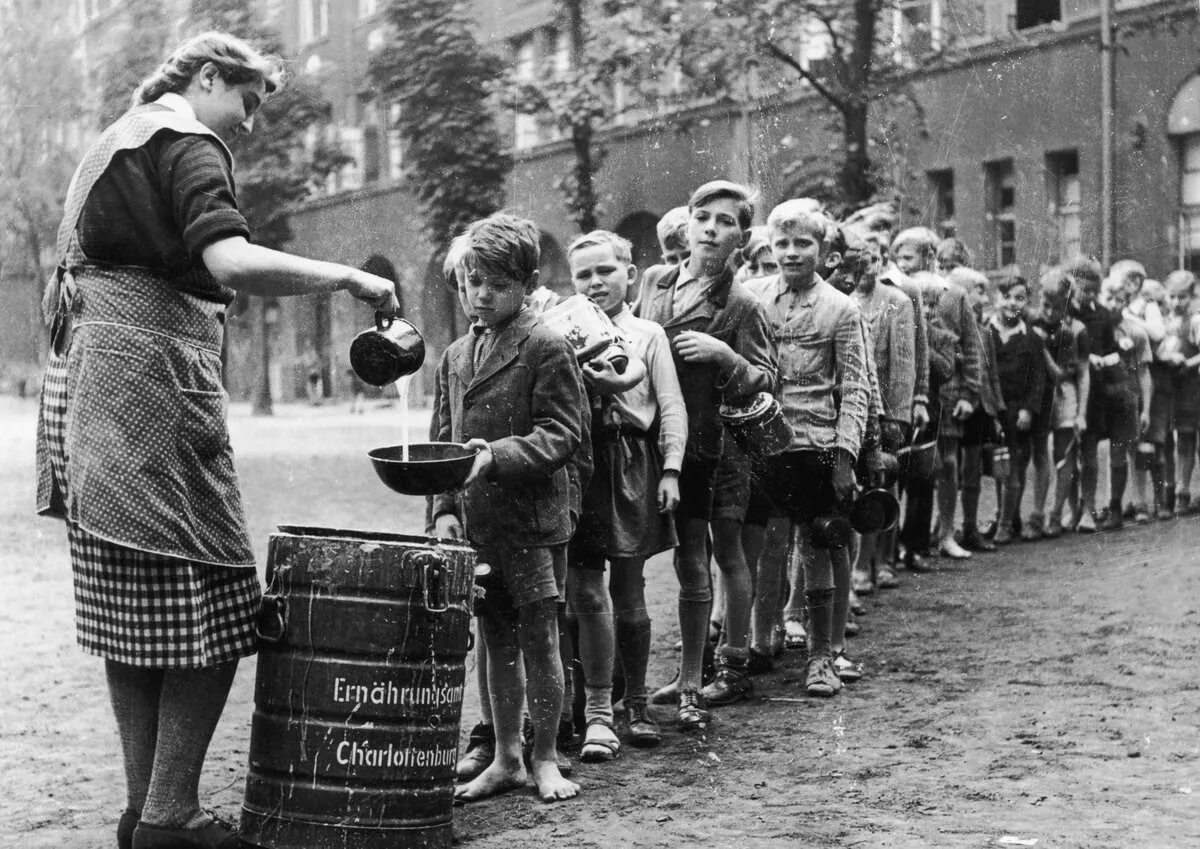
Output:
top-left (844, 614), bottom-right (861, 638)
top-left (118, 809), bottom-right (139, 849)
top-left (649, 671), bottom-right (679, 705)
top-left (1043, 512), bottom-right (1064, 538)
top-left (1176, 492), bottom-right (1193, 516)
top-left (624, 698), bottom-right (662, 748)
top-left (1133, 503), bottom-right (1151, 524)
top-left (456, 722), bottom-right (495, 781)
top-left (875, 566), bottom-right (900, 589)
top-left (804, 656), bottom-right (843, 698)
top-left (960, 526), bottom-right (996, 551)
top-left (1020, 513), bottom-right (1044, 540)
top-left (783, 618), bottom-right (807, 650)
top-left (832, 651), bottom-right (863, 683)
top-left (904, 549), bottom-right (934, 572)
top-left (702, 665), bottom-right (753, 706)
top-left (1156, 506), bottom-right (1175, 521)
top-left (851, 568), bottom-right (875, 595)
top-left (580, 717), bottom-right (621, 763)
top-left (938, 536), bottom-right (972, 559)
top-left (1101, 511), bottom-right (1124, 532)
top-left (992, 524), bottom-right (1014, 545)
top-left (1076, 510), bottom-right (1098, 533)
top-left (676, 686), bottom-right (710, 731)
top-left (132, 814), bottom-right (240, 849)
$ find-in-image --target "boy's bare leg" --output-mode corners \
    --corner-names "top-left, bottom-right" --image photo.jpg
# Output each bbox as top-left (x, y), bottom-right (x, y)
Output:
top-left (1049, 429), bottom-right (1076, 530)
top-left (781, 521), bottom-right (807, 640)
top-left (519, 598), bottom-right (579, 801)
top-left (710, 518), bottom-right (751, 652)
top-left (1079, 431), bottom-right (1101, 527)
top-left (675, 516), bottom-right (713, 692)
top-left (830, 539), bottom-right (853, 658)
top-left (936, 436), bottom-right (968, 554)
top-left (1030, 435), bottom-right (1051, 533)
top-left (1178, 431), bottom-right (1197, 507)
top-left (456, 613), bottom-right (528, 802)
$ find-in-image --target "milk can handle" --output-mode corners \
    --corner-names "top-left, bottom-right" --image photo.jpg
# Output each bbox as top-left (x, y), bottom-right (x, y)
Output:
top-left (375, 311), bottom-right (393, 332)
top-left (423, 556), bottom-right (450, 613)
top-left (257, 596), bottom-right (287, 644)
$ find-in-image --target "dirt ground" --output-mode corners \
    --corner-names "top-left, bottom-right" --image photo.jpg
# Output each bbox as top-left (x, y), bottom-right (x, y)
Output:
top-left (2, 394), bottom-right (1198, 848)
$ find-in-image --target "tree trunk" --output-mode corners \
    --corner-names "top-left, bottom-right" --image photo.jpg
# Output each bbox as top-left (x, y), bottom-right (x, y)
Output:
top-left (572, 120), bottom-right (599, 233)
top-left (840, 100), bottom-right (872, 208)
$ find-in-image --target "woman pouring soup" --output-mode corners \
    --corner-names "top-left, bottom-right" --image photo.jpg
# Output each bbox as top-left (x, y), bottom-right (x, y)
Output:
top-left (35, 32), bottom-right (397, 849)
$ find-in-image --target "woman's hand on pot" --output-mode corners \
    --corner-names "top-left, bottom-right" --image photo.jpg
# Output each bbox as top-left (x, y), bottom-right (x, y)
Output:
top-left (461, 438), bottom-right (494, 488)
top-left (434, 513), bottom-right (463, 540)
top-left (348, 271), bottom-right (400, 314)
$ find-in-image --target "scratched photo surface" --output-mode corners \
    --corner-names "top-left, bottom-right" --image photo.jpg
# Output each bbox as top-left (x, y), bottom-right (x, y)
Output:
top-left (3, 1), bottom-right (1200, 847)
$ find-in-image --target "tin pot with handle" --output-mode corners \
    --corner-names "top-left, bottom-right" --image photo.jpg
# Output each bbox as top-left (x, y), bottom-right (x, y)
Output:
top-left (349, 312), bottom-right (426, 387)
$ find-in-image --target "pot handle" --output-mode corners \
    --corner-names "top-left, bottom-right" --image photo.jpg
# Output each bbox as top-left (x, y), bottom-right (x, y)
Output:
top-left (375, 311), bottom-right (394, 331)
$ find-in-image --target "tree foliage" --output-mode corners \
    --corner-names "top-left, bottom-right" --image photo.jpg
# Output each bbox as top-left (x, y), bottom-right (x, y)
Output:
top-left (368, 0), bottom-right (512, 252)
top-left (98, 0), bottom-right (171, 129)
top-left (0, 10), bottom-right (83, 362)
top-left (611, 0), bottom-right (937, 212)
top-left (187, 0), bottom-right (349, 249)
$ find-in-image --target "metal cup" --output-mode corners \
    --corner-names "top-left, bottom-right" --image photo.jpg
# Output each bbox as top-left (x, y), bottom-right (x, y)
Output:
top-left (349, 313), bottom-right (425, 387)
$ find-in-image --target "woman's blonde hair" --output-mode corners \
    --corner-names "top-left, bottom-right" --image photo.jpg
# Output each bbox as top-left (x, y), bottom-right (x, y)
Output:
top-left (132, 31), bottom-right (283, 107)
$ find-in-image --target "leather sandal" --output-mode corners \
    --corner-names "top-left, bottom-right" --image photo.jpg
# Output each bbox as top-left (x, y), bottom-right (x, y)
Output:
top-left (580, 718), bottom-right (621, 762)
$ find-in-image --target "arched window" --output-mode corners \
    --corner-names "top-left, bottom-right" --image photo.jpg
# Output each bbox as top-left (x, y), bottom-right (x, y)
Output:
top-left (1168, 76), bottom-right (1200, 270)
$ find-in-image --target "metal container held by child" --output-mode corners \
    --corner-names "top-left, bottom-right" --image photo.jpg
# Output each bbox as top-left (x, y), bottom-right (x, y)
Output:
top-left (719, 392), bottom-right (793, 461)
top-left (540, 293), bottom-right (629, 373)
top-left (241, 526), bottom-right (476, 849)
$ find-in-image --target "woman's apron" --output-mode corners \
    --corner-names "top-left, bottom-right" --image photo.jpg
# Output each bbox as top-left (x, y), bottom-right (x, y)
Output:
top-left (35, 108), bottom-right (255, 567)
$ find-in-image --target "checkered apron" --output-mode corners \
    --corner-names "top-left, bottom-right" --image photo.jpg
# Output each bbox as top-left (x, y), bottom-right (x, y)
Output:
top-left (35, 107), bottom-right (260, 668)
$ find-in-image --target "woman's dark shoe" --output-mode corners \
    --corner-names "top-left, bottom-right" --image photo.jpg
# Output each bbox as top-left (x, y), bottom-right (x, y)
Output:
top-left (118, 808), bottom-right (139, 849)
top-left (961, 526), bottom-right (996, 552)
top-left (132, 815), bottom-right (240, 849)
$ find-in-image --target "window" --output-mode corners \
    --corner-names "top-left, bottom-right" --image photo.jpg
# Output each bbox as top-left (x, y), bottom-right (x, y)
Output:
top-left (388, 103), bottom-right (404, 179)
top-left (513, 38), bottom-right (539, 150)
top-left (361, 100), bottom-right (381, 183)
top-left (359, 0), bottom-right (378, 17)
top-left (1180, 135), bottom-right (1200, 271)
top-left (893, 0), bottom-right (942, 63)
top-left (298, 0), bottom-right (328, 44)
top-left (985, 159), bottom-right (1016, 268)
top-left (1047, 150), bottom-right (1081, 262)
top-left (928, 169), bottom-right (955, 237)
top-left (1015, 0), bottom-right (1060, 30)
top-left (553, 29), bottom-right (571, 77)
top-left (367, 27), bottom-right (385, 52)
top-left (338, 125), bottom-right (364, 192)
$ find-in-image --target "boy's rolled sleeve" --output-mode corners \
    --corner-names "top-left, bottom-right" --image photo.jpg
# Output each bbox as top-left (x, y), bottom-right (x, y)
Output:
top-left (647, 328), bottom-right (688, 473)
top-left (486, 333), bottom-right (585, 485)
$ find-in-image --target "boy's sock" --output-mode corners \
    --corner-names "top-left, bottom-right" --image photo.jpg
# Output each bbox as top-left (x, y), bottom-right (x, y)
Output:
top-left (614, 613), bottom-right (652, 703)
top-left (805, 588), bottom-right (835, 660)
top-left (1110, 463), bottom-right (1129, 509)
top-left (583, 685), bottom-right (613, 725)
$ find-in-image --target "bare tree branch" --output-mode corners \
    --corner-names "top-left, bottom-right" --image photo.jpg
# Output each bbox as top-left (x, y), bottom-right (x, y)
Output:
top-left (761, 38), bottom-right (846, 111)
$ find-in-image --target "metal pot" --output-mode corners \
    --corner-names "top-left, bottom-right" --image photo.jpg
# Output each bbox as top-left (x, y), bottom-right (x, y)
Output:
top-left (349, 313), bottom-right (425, 387)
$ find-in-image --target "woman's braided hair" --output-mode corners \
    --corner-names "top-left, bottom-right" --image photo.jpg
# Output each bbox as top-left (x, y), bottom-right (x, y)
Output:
top-left (132, 31), bottom-right (282, 107)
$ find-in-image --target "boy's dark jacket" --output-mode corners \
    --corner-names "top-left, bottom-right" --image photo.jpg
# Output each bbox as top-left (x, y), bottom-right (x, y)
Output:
top-left (431, 308), bottom-right (585, 547)
top-left (636, 264), bottom-right (777, 459)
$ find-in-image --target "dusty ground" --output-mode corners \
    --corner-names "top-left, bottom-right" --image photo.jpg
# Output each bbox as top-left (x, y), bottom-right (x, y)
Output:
top-left (2, 394), bottom-right (1198, 848)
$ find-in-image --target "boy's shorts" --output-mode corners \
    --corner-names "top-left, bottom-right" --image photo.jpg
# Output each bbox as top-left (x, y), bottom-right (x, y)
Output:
top-left (960, 409), bottom-right (994, 448)
top-left (1102, 397), bottom-right (1140, 444)
top-left (753, 449), bottom-right (837, 525)
top-left (1175, 372), bottom-right (1200, 433)
top-left (711, 445), bottom-right (751, 522)
top-left (569, 429), bottom-right (678, 565)
top-left (675, 454), bottom-right (719, 522)
top-left (1146, 387), bottom-right (1174, 446)
top-left (473, 542), bottom-right (566, 616)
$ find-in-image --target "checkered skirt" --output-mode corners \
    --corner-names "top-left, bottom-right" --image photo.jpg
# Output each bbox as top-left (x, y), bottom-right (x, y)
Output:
top-left (42, 356), bottom-right (261, 669)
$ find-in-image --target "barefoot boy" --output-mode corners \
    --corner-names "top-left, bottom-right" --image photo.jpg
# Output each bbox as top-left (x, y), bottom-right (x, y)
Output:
top-left (636, 180), bottom-right (776, 730)
top-left (431, 213), bottom-right (586, 803)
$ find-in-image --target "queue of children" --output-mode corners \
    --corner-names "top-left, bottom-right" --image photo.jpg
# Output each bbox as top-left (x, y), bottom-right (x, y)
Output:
top-left (429, 184), bottom-right (1197, 807)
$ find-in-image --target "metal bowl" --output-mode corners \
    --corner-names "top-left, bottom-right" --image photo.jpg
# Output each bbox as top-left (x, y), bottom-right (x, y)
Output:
top-left (368, 442), bottom-right (479, 496)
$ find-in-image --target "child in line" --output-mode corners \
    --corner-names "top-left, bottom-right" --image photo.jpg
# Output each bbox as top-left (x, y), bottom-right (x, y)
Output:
top-left (1134, 280), bottom-right (1179, 520)
top-left (431, 213), bottom-right (586, 803)
top-left (1033, 269), bottom-right (1091, 536)
top-left (565, 230), bottom-right (687, 755)
top-left (736, 226), bottom-right (779, 283)
top-left (636, 180), bottom-right (776, 728)
top-left (1167, 271), bottom-right (1200, 514)
top-left (752, 200), bottom-right (871, 697)
top-left (990, 274), bottom-right (1047, 545)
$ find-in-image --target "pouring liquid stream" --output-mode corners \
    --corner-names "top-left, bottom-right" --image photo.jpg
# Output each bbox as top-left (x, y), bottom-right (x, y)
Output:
top-left (396, 374), bottom-right (412, 462)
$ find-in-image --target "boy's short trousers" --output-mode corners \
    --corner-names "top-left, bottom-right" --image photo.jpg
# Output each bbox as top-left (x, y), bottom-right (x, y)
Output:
top-left (711, 445), bottom-right (751, 522)
top-left (1175, 372), bottom-right (1200, 432)
top-left (960, 408), bottom-right (995, 448)
top-left (1102, 397), bottom-right (1140, 444)
top-left (675, 454), bottom-right (719, 521)
top-left (1147, 386), bottom-right (1174, 446)
top-left (473, 542), bottom-right (566, 615)
top-left (936, 401), bottom-right (964, 441)
top-left (570, 428), bottom-right (678, 564)
top-left (753, 449), bottom-right (837, 525)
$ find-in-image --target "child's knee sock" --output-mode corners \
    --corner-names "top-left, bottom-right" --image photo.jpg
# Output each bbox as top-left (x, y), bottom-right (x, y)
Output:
top-left (1110, 462), bottom-right (1128, 510)
top-left (805, 588), bottom-right (835, 660)
top-left (614, 612), bottom-right (651, 702)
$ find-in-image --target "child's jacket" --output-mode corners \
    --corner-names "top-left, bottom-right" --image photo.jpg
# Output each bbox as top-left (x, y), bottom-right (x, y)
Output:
top-left (431, 308), bottom-right (586, 548)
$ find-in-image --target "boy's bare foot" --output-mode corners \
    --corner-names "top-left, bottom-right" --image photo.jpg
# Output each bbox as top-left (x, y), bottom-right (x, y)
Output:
top-left (531, 758), bottom-right (580, 802)
top-left (454, 761), bottom-right (527, 803)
